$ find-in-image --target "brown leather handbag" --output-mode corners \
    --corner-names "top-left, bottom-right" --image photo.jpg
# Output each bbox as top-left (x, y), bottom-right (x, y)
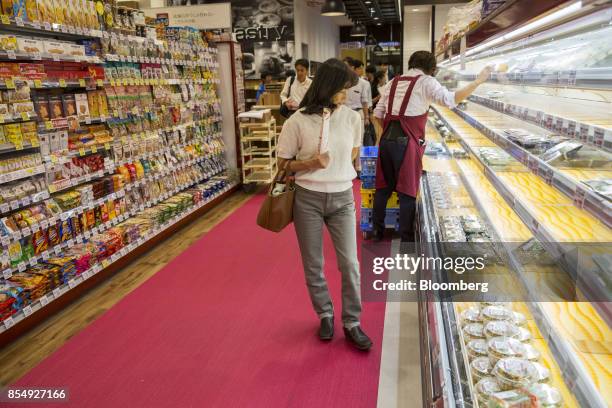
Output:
top-left (256, 160), bottom-right (295, 232)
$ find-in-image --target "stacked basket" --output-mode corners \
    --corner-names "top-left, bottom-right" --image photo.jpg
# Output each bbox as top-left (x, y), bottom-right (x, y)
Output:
top-left (359, 147), bottom-right (401, 234)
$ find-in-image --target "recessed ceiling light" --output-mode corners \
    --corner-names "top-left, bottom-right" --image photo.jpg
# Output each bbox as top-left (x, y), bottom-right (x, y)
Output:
top-left (376, 23), bottom-right (382, 26)
top-left (373, 16), bottom-right (379, 20)
top-left (365, 0), bottom-right (372, 3)
top-left (412, 8), bottom-right (419, 12)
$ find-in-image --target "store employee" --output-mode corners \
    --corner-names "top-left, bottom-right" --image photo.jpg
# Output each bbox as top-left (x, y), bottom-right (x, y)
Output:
top-left (345, 59), bottom-right (372, 126)
top-left (371, 50), bottom-right (492, 243)
top-left (280, 59), bottom-right (312, 115)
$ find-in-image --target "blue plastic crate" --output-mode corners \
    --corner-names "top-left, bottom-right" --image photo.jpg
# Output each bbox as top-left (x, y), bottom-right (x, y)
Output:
top-left (360, 208), bottom-right (373, 231)
top-left (361, 175), bottom-right (376, 189)
top-left (360, 146), bottom-right (379, 158)
top-left (360, 158), bottom-right (377, 177)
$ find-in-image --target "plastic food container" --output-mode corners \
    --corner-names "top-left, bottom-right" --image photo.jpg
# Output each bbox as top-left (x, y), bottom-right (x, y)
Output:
top-left (527, 383), bottom-right (563, 407)
top-left (522, 343), bottom-right (541, 361)
top-left (493, 357), bottom-right (536, 391)
top-left (463, 323), bottom-right (485, 340)
top-left (461, 307), bottom-right (482, 326)
top-left (475, 377), bottom-right (501, 406)
top-left (515, 326), bottom-right (532, 343)
top-left (512, 311), bottom-right (527, 326)
top-left (467, 339), bottom-right (488, 360)
top-left (484, 321), bottom-right (519, 339)
top-left (470, 356), bottom-right (492, 383)
top-left (530, 362), bottom-right (550, 383)
top-left (482, 305), bottom-right (513, 323)
top-left (488, 336), bottom-right (526, 366)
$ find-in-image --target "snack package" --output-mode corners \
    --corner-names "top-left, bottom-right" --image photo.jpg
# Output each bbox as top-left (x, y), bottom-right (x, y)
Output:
top-left (75, 93), bottom-right (89, 119)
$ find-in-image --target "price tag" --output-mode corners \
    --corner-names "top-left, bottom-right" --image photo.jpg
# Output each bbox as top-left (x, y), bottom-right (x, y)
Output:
top-left (92, 264), bottom-right (101, 274)
top-left (4, 317), bottom-right (15, 329)
top-left (0, 14), bottom-right (9, 25)
top-left (40, 295), bottom-right (49, 307)
top-left (5, 78), bottom-right (15, 89)
top-left (53, 288), bottom-right (61, 299)
top-left (76, 235), bottom-right (83, 244)
top-left (59, 79), bottom-right (67, 88)
top-left (22, 227), bottom-right (31, 236)
top-left (22, 305), bottom-right (33, 316)
top-left (54, 246), bottom-right (62, 256)
top-left (97, 79), bottom-right (104, 87)
top-left (68, 279), bottom-right (77, 289)
top-left (83, 270), bottom-right (92, 279)
top-left (41, 250), bottom-right (50, 260)
top-left (110, 78), bottom-right (116, 87)
top-left (17, 262), bottom-right (26, 272)
top-left (2, 269), bottom-right (11, 279)
top-left (0, 203), bottom-right (9, 213)
top-left (102, 259), bottom-right (110, 268)
top-left (79, 78), bottom-right (86, 88)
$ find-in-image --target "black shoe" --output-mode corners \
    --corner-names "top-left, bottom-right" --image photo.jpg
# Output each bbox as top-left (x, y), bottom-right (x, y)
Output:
top-left (343, 326), bottom-right (373, 351)
top-left (318, 317), bottom-right (334, 340)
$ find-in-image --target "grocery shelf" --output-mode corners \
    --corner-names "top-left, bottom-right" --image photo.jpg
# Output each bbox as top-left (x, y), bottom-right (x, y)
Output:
top-left (0, 179), bottom-right (237, 334)
top-left (0, 50), bottom-right (102, 64)
top-left (436, 0), bottom-right (566, 58)
top-left (467, 93), bottom-right (611, 151)
top-left (2, 155), bottom-right (226, 272)
top-left (439, 105), bottom-right (612, 228)
top-left (243, 158), bottom-right (274, 169)
top-left (0, 190), bottom-right (50, 216)
top-left (244, 171), bottom-right (275, 183)
top-left (0, 164), bottom-right (46, 185)
top-left (421, 124), bottom-right (609, 407)
top-left (432, 106), bottom-right (611, 317)
top-left (0, 18), bottom-right (103, 40)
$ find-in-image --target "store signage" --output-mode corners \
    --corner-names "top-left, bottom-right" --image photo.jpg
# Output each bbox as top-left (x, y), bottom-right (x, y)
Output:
top-left (143, 3), bottom-right (232, 30)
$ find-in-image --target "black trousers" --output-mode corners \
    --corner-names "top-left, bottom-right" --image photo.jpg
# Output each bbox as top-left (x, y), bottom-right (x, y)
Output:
top-left (373, 122), bottom-right (416, 242)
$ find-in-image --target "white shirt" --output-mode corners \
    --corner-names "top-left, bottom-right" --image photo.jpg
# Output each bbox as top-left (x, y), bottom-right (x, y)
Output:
top-left (277, 105), bottom-right (362, 193)
top-left (374, 69), bottom-right (456, 118)
top-left (280, 76), bottom-right (312, 105)
top-left (345, 77), bottom-right (372, 110)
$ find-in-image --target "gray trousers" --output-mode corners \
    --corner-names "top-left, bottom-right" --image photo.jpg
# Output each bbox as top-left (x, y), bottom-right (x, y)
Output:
top-left (293, 184), bottom-right (361, 329)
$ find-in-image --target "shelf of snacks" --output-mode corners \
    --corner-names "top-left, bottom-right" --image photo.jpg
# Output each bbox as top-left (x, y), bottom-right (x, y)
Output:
top-left (0, 176), bottom-right (237, 333)
top-left (0, 8), bottom-right (235, 337)
top-left (417, 121), bottom-right (609, 408)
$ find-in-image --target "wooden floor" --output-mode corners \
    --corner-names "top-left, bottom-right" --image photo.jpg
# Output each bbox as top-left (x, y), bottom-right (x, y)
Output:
top-left (0, 190), bottom-right (254, 386)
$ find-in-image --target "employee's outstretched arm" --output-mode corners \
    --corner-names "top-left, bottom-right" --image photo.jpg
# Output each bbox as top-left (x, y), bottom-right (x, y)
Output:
top-left (453, 66), bottom-right (492, 103)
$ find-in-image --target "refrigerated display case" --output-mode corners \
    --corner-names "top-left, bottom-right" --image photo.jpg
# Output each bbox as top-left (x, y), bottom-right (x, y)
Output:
top-left (418, 3), bottom-right (610, 407)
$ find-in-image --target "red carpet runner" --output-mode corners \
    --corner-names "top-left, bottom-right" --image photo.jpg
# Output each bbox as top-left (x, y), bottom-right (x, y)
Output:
top-left (12, 184), bottom-right (386, 408)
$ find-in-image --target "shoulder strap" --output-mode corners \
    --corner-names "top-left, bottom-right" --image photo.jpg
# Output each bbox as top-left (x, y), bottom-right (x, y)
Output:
top-left (386, 76), bottom-right (401, 116)
top-left (318, 108), bottom-right (331, 154)
top-left (287, 75), bottom-right (296, 98)
top-left (398, 75), bottom-right (421, 116)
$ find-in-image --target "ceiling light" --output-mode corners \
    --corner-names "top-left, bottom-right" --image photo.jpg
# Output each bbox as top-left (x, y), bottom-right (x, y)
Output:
top-left (365, 35), bottom-right (377, 46)
top-left (321, 0), bottom-right (346, 16)
top-left (350, 22), bottom-right (367, 37)
top-left (364, 0), bottom-right (372, 3)
top-left (373, 16), bottom-right (379, 20)
top-left (412, 8), bottom-right (419, 12)
top-left (376, 23), bottom-right (382, 26)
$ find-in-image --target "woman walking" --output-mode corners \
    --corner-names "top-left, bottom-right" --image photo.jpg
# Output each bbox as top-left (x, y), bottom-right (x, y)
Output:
top-left (276, 58), bottom-right (372, 350)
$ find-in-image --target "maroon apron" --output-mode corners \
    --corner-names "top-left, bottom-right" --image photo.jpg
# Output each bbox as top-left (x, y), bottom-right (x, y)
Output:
top-left (375, 75), bottom-right (428, 198)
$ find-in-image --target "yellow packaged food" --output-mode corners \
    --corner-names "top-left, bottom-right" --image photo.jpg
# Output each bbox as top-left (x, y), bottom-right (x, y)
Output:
top-left (25, 0), bottom-right (37, 22)
top-left (97, 90), bottom-right (108, 116)
top-left (1, 0), bottom-right (13, 17)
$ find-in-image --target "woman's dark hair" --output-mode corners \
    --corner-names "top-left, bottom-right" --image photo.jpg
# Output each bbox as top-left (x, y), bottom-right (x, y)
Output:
top-left (365, 65), bottom-right (377, 75)
top-left (350, 59), bottom-right (364, 69)
top-left (408, 50), bottom-right (437, 75)
top-left (299, 58), bottom-right (358, 115)
top-left (373, 70), bottom-right (386, 86)
top-left (295, 58), bottom-right (310, 70)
